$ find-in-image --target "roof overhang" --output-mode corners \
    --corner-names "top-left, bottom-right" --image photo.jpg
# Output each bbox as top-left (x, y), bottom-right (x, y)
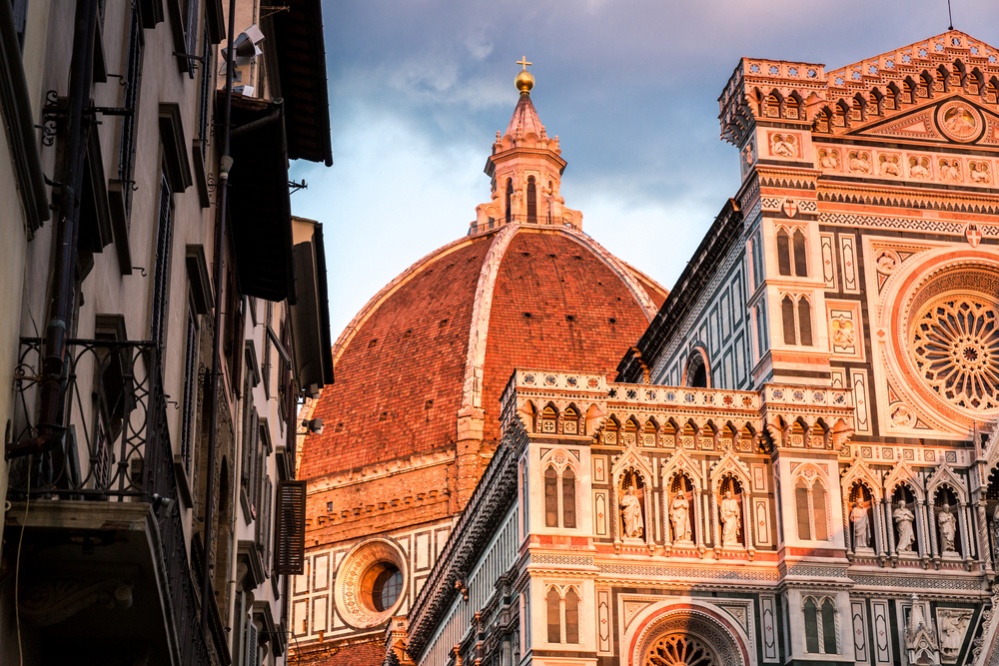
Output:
top-left (228, 95), bottom-right (295, 301)
top-left (269, 0), bottom-right (333, 166)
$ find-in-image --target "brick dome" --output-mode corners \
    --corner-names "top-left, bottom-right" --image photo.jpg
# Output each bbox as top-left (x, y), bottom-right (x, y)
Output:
top-left (299, 223), bottom-right (665, 480)
top-left (299, 82), bottom-right (668, 529)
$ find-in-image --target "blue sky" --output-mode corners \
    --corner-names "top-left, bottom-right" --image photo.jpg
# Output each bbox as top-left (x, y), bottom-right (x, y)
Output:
top-left (288, 0), bottom-right (999, 339)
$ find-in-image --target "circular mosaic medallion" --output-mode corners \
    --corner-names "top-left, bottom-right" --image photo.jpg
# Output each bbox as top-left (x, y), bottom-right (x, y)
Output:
top-left (333, 538), bottom-right (407, 628)
top-left (937, 101), bottom-right (983, 143)
top-left (912, 295), bottom-right (999, 411)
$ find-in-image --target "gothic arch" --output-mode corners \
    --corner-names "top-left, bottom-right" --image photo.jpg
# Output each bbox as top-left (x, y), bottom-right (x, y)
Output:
top-left (926, 464), bottom-right (968, 504)
top-left (884, 461), bottom-right (925, 502)
top-left (709, 450), bottom-right (752, 494)
top-left (626, 601), bottom-right (750, 666)
top-left (841, 458), bottom-right (883, 502)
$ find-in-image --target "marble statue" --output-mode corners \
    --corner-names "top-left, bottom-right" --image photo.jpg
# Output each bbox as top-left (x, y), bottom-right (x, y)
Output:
top-left (938, 609), bottom-right (972, 659)
top-left (621, 486), bottom-right (644, 539)
top-left (893, 499), bottom-right (915, 553)
top-left (851, 501), bottom-right (870, 549)
top-left (937, 508), bottom-right (957, 554)
top-left (670, 493), bottom-right (692, 542)
top-left (720, 490), bottom-right (740, 547)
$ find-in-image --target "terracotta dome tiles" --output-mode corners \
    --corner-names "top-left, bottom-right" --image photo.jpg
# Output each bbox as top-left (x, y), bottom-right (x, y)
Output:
top-left (299, 235), bottom-right (494, 479)
top-left (300, 225), bottom-right (667, 480)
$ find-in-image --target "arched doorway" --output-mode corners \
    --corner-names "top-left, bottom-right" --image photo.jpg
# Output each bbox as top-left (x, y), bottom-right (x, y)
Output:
top-left (630, 605), bottom-right (748, 666)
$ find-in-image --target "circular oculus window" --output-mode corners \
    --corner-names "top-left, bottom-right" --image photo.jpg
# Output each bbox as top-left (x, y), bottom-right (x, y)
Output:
top-left (334, 539), bottom-right (407, 628)
top-left (892, 262), bottom-right (999, 423)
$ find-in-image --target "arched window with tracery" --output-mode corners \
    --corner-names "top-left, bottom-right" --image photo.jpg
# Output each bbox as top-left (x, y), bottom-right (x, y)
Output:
top-left (777, 229), bottom-right (791, 276)
top-left (782, 295), bottom-right (796, 345)
top-left (542, 450), bottom-right (577, 529)
top-left (546, 587), bottom-right (561, 643)
top-left (804, 596), bottom-right (838, 655)
top-left (564, 588), bottom-right (579, 643)
top-left (795, 470), bottom-right (829, 541)
top-left (544, 466), bottom-right (559, 527)
top-left (546, 585), bottom-right (580, 645)
top-left (798, 297), bottom-right (813, 346)
top-left (792, 230), bottom-right (807, 276)
top-left (562, 468), bottom-right (576, 528)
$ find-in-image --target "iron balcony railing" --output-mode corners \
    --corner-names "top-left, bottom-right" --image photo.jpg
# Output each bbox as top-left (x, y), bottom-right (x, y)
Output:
top-left (8, 337), bottom-right (221, 666)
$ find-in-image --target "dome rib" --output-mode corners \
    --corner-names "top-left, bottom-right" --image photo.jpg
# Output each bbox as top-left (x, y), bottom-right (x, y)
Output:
top-left (460, 224), bottom-right (519, 413)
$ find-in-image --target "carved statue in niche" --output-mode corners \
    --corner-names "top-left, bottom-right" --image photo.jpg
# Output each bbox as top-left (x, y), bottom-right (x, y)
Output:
top-left (818, 148), bottom-right (840, 170)
top-left (894, 499), bottom-right (916, 553)
top-left (937, 508), bottom-right (957, 554)
top-left (620, 474), bottom-right (645, 539)
top-left (851, 500), bottom-right (871, 550)
top-left (720, 490), bottom-right (741, 546)
top-left (970, 160), bottom-right (991, 183)
top-left (879, 154), bottom-right (902, 177)
top-left (830, 314), bottom-right (856, 348)
top-left (848, 151), bottom-right (871, 174)
top-left (908, 156), bottom-right (931, 179)
top-left (670, 492), bottom-right (692, 542)
top-left (770, 133), bottom-right (797, 158)
top-left (937, 609), bottom-right (972, 659)
top-left (939, 158), bottom-right (962, 182)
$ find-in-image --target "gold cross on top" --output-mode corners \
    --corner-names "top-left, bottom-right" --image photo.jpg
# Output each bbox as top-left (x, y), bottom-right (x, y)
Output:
top-left (516, 56), bottom-right (533, 71)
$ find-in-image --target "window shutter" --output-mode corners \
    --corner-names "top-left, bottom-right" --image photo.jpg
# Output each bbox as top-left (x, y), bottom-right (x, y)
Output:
top-left (244, 620), bottom-right (259, 666)
top-left (274, 480), bottom-right (306, 575)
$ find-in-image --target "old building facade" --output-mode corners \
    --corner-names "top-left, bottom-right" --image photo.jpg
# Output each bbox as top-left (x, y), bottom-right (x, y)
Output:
top-left (405, 31), bottom-right (999, 666)
top-left (0, 1), bottom-right (332, 664)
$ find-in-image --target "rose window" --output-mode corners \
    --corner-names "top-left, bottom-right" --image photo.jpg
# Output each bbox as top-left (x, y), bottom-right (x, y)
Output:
top-left (912, 296), bottom-right (999, 410)
top-left (645, 635), bottom-right (718, 666)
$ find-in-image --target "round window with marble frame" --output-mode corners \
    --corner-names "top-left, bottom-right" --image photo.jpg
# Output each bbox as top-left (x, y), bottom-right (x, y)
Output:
top-left (880, 251), bottom-right (999, 431)
top-left (333, 538), bottom-right (408, 628)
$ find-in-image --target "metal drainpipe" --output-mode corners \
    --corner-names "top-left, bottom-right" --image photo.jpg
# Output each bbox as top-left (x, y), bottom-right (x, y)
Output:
top-left (5, 0), bottom-right (98, 460)
top-left (202, 0), bottom-right (238, 637)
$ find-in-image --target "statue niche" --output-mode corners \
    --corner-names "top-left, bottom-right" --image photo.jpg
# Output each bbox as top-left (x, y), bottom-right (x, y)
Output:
top-left (849, 484), bottom-right (874, 552)
top-left (717, 477), bottom-right (743, 548)
top-left (934, 487), bottom-right (960, 557)
top-left (892, 485), bottom-right (917, 556)
top-left (668, 475), bottom-right (695, 544)
top-left (619, 470), bottom-right (647, 541)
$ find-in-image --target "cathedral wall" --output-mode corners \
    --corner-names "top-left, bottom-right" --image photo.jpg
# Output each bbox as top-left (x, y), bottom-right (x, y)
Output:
top-left (290, 516), bottom-right (452, 647)
top-left (304, 458), bottom-right (454, 545)
top-left (417, 507), bottom-right (519, 666)
top-left (647, 244), bottom-right (753, 392)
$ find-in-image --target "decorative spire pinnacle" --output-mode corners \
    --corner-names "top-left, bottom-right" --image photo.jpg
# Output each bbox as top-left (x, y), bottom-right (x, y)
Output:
top-left (515, 55), bottom-right (534, 95)
top-left (470, 62), bottom-right (582, 234)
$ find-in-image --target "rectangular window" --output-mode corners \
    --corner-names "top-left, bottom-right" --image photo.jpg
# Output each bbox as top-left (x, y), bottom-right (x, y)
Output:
top-left (12, 0), bottom-right (28, 48)
top-left (151, 167), bottom-right (174, 344)
top-left (118, 3), bottom-right (144, 219)
top-left (180, 297), bottom-right (200, 472)
top-left (197, 21), bottom-right (212, 156)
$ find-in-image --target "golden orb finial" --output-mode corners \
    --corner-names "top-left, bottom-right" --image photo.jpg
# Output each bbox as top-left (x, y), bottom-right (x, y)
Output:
top-left (515, 56), bottom-right (534, 95)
